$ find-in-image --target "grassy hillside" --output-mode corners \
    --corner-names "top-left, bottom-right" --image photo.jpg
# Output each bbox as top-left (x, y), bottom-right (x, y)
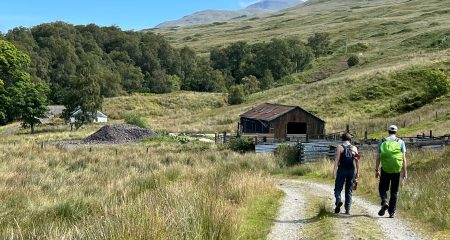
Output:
top-left (137, 0), bottom-right (450, 137)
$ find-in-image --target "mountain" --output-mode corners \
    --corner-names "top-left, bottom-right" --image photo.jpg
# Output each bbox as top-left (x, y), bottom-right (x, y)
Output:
top-left (246, 0), bottom-right (303, 11)
top-left (155, 9), bottom-right (266, 29)
top-left (155, 0), bottom-right (303, 29)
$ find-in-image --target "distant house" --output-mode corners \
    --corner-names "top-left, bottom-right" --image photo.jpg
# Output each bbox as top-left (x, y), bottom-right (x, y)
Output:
top-left (239, 103), bottom-right (325, 139)
top-left (69, 108), bottom-right (108, 124)
top-left (47, 105), bottom-right (66, 118)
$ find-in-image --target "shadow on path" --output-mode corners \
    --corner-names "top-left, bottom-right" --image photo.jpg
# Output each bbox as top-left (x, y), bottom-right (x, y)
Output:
top-left (274, 213), bottom-right (377, 225)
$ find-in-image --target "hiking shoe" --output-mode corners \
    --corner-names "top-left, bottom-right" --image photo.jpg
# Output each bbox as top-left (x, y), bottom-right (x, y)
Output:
top-left (344, 209), bottom-right (350, 215)
top-left (335, 202), bottom-right (343, 214)
top-left (378, 203), bottom-right (389, 216)
top-left (389, 212), bottom-right (395, 218)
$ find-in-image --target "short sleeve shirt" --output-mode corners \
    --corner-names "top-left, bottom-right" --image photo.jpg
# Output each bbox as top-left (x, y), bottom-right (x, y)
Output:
top-left (377, 136), bottom-right (406, 154)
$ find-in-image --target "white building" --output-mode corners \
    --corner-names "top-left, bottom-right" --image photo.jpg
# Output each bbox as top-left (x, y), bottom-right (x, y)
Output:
top-left (69, 109), bottom-right (108, 124)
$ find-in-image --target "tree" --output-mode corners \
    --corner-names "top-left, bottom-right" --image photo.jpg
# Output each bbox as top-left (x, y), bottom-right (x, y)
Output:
top-left (241, 75), bottom-right (260, 95)
top-left (424, 69), bottom-right (450, 99)
top-left (0, 39), bottom-right (49, 131)
top-left (63, 54), bottom-right (102, 129)
top-left (0, 80), bottom-right (8, 124)
top-left (307, 32), bottom-right (331, 57)
top-left (347, 54), bottom-right (360, 67)
top-left (228, 85), bottom-right (245, 105)
top-left (10, 79), bottom-right (49, 133)
top-left (260, 70), bottom-right (274, 90)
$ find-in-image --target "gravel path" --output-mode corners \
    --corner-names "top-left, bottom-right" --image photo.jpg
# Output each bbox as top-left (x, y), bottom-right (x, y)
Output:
top-left (269, 179), bottom-right (425, 240)
top-left (268, 180), bottom-right (308, 240)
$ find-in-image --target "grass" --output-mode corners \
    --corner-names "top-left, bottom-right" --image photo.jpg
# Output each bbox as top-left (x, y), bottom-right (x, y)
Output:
top-left (238, 188), bottom-right (284, 239)
top-left (0, 131), bottom-right (283, 239)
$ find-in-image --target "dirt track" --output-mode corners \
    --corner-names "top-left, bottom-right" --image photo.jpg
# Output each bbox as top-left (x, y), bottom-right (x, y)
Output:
top-left (268, 179), bottom-right (425, 240)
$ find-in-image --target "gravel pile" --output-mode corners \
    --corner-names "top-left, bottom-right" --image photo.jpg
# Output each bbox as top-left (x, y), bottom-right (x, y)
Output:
top-left (84, 124), bottom-right (156, 143)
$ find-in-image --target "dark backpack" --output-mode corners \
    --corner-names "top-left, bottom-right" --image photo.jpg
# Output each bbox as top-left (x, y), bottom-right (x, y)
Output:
top-left (339, 145), bottom-right (354, 169)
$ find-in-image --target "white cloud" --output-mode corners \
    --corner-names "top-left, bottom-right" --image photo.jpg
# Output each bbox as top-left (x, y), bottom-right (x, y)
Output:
top-left (239, 0), bottom-right (263, 8)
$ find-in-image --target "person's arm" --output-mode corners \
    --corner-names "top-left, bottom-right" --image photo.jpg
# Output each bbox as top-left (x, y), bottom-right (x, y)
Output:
top-left (333, 146), bottom-right (341, 178)
top-left (375, 153), bottom-right (381, 179)
top-left (352, 146), bottom-right (360, 179)
top-left (402, 153), bottom-right (408, 181)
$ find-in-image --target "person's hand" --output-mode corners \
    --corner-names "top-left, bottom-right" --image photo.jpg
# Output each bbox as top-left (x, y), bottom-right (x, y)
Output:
top-left (402, 171), bottom-right (408, 182)
top-left (375, 169), bottom-right (380, 179)
top-left (333, 170), bottom-right (337, 179)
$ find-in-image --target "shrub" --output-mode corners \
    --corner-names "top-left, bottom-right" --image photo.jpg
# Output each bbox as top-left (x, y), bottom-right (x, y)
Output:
top-left (124, 113), bottom-right (149, 128)
top-left (227, 137), bottom-right (255, 153)
top-left (228, 85), bottom-right (245, 105)
top-left (274, 144), bottom-right (302, 167)
top-left (347, 54), bottom-right (360, 67)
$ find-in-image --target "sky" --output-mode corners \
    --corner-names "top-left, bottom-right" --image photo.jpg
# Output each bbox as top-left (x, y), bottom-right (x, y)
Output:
top-left (0, 0), bottom-right (260, 33)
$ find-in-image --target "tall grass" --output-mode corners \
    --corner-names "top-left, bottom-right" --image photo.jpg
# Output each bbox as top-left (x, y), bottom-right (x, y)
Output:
top-left (0, 139), bottom-right (280, 239)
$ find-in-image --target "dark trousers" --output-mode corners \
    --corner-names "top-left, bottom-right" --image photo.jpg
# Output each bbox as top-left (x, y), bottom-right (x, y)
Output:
top-left (379, 168), bottom-right (401, 214)
top-left (334, 167), bottom-right (355, 211)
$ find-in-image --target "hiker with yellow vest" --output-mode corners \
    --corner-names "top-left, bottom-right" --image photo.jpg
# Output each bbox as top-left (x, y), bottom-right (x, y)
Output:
top-left (375, 125), bottom-right (408, 218)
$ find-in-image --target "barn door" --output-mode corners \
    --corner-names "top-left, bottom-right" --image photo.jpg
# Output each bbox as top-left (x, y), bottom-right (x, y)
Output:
top-left (287, 122), bottom-right (307, 134)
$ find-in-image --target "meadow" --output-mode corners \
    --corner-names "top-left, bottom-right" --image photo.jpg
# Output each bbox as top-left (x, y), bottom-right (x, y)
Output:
top-left (0, 131), bottom-right (283, 239)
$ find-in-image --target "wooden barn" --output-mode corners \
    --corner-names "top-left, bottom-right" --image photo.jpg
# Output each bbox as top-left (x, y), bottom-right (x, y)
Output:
top-left (239, 103), bottom-right (325, 139)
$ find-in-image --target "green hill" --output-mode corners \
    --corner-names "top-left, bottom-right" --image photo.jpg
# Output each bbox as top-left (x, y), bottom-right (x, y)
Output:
top-left (106, 0), bottom-right (450, 137)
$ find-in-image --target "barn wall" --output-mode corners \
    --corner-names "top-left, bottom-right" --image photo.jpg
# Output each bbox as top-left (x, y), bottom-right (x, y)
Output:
top-left (240, 118), bottom-right (270, 134)
top-left (270, 108), bottom-right (325, 138)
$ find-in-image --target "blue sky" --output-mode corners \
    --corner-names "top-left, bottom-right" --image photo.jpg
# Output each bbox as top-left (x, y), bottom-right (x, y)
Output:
top-left (0, 0), bottom-right (259, 33)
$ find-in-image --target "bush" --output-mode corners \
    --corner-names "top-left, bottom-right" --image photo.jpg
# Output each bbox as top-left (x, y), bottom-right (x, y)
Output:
top-left (124, 113), bottom-right (149, 128)
top-left (274, 144), bottom-right (302, 167)
top-left (347, 54), bottom-right (360, 67)
top-left (227, 137), bottom-right (255, 153)
top-left (228, 85), bottom-right (245, 105)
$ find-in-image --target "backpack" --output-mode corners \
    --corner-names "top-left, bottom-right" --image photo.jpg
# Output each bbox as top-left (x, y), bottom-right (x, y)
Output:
top-left (380, 138), bottom-right (403, 173)
top-left (339, 145), bottom-right (354, 169)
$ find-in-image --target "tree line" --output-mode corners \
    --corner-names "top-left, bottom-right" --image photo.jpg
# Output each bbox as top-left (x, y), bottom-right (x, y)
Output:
top-left (1, 22), bottom-right (331, 130)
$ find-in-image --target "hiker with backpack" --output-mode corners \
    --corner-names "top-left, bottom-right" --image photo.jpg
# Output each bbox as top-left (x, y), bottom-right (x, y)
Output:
top-left (333, 133), bottom-right (360, 215)
top-left (375, 125), bottom-right (408, 218)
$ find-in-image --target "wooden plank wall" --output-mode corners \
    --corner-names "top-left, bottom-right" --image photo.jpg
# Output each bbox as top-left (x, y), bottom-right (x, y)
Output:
top-left (270, 108), bottom-right (325, 138)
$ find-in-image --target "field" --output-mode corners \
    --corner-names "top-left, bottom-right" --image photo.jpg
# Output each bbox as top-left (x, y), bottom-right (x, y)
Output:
top-left (2, 0), bottom-right (450, 238)
top-left (0, 129), bottom-right (284, 239)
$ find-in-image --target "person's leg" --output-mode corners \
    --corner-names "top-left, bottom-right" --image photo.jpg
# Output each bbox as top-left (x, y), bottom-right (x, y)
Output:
top-left (334, 168), bottom-right (345, 213)
top-left (344, 168), bottom-right (355, 214)
top-left (388, 172), bottom-right (401, 217)
top-left (379, 169), bottom-right (390, 205)
top-left (378, 169), bottom-right (390, 216)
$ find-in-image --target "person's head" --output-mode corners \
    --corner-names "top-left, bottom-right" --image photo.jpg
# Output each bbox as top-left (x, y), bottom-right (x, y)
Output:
top-left (341, 132), bottom-right (352, 142)
top-left (388, 125), bottom-right (398, 135)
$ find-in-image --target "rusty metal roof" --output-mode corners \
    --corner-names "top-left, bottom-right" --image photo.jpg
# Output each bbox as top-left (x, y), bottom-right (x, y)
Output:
top-left (240, 103), bottom-right (325, 122)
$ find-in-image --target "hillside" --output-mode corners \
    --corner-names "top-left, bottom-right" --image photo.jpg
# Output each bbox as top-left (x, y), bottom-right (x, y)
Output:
top-left (131, 0), bottom-right (450, 137)
top-left (155, 0), bottom-right (303, 29)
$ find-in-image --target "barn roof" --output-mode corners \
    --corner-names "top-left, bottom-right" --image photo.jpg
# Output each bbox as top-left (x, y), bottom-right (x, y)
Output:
top-left (240, 103), bottom-right (325, 123)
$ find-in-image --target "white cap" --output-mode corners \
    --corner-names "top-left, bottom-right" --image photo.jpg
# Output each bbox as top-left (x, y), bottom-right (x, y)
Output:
top-left (388, 125), bottom-right (398, 132)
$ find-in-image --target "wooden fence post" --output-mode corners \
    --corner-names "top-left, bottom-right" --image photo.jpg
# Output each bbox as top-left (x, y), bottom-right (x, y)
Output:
top-left (215, 133), bottom-right (218, 144)
top-left (430, 130), bottom-right (433, 138)
top-left (146, 147), bottom-right (149, 153)
top-left (346, 124), bottom-right (350, 133)
top-left (254, 136), bottom-right (258, 146)
top-left (364, 129), bottom-right (368, 140)
top-left (223, 132), bottom-right (227, 144)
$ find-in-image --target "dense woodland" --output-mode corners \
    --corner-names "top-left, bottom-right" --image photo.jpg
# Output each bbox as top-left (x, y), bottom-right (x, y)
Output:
top-left (0, 22), bottom-right (328, 128)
